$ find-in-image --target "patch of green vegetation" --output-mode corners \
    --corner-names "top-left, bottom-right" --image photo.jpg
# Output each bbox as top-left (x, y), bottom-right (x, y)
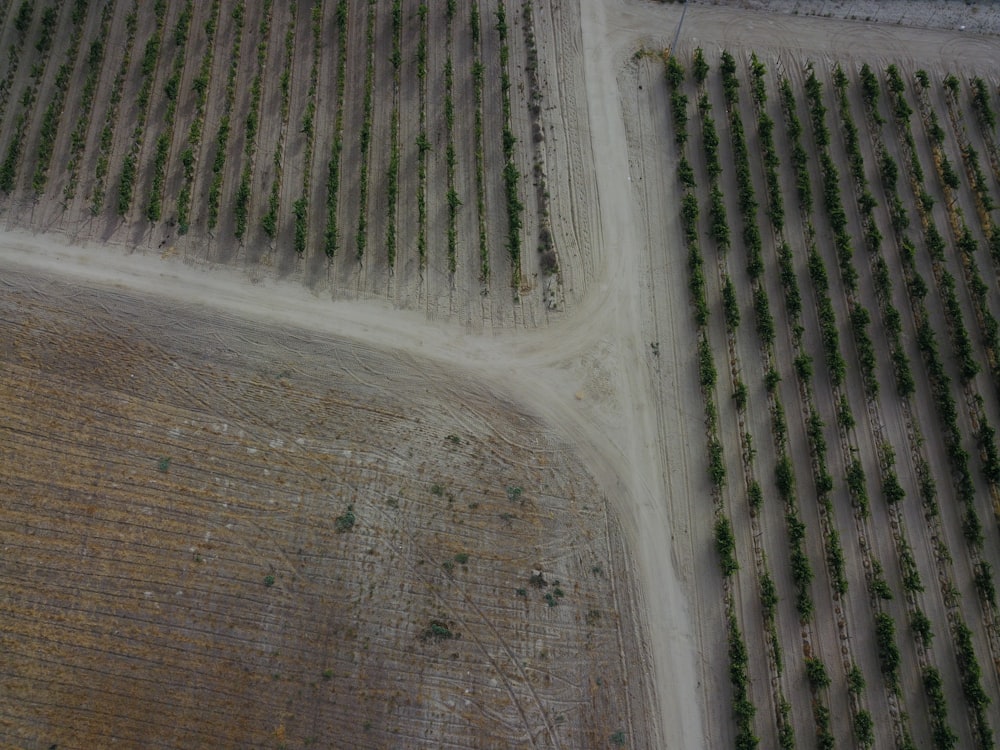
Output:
top-left (335, 505), bottom-right (355, 533)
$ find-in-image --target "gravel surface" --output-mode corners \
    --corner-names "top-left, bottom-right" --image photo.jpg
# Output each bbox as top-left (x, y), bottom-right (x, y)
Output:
top-left (694, 0), bottom-right (1000, 35)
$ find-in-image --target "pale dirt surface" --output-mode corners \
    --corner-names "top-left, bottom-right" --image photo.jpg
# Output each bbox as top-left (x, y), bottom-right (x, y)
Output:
top-left (5, 1), bottom-right (1000, 748)
top-left (700, 0), bottom-right (1000, 35)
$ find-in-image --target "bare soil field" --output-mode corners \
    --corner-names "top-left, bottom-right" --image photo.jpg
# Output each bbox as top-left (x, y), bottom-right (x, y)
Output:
top-left (4, 1), bottom-right (1000, 748)
top-left (0, 264), bottom-right (655, 749)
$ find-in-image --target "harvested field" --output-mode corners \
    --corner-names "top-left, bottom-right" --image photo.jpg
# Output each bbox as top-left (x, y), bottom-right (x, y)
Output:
top-left (4, 1), bottom-right (1000, 748)
top-left (0, 267), bottom-right (654, 749)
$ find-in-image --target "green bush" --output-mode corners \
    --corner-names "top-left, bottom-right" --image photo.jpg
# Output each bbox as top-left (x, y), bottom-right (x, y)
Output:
top-left (335, 504), bottom-right (356, 533)
top-left (421, 619), bottom-right (456, 642)
top-left (922, 666), bottom-right (958, 750)
top-left (714, 517), bottom-right (738, 576)
top-left (665, 54), bottom-right (684, 89)
top-left (911, 609), bottom-right (933, 647)
top-left (874, 612), bottom-right (900, 691)
top-left (692, 47), bottom-right (708, 84)
top-left (854, 710), bottom-right (874, 748)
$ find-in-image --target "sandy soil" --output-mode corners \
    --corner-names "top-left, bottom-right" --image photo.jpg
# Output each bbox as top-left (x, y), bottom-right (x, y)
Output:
top-left (702, 0), bottom-right (1000, 35)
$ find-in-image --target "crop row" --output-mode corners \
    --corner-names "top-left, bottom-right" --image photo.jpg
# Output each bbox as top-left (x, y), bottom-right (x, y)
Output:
top-left (31, 0), bottom-right (92, 194)
top-left (146, 0), bottom-right (193, 223)
top-left (829, 61), bottom-right (982, 750)
top-left (861, 65), bottom-right (996, 748)
top-left (912, 70), bottom-right (1000, 698)
top-left (351, 0), bottom-right (373, 258)
top-left (665, 50), bottom-right (759, 749)
top-left (261, 3), bottom-right (297, 241)
top-left (892, 64), bottom-right (994, 563)
top-left (234, 0), bottom-right (271, 240)
top-left (718, 49), bottom-right (804, 748)
top-left (383, 0), bottom-right (400, 267)
top-left (292, 1), bottom-right (323, 256)
top-left (783, 63), bottom-right (899, 748)
top-left (0, 3), bottom-right (59, 192)
top-left (205, 2), bottom-right (243, 230)
top-left (939, 84), bottom-right (1000, 477)
top-left (62, 1), bottom-right (112, 202)
top-left (684, 48), bottom-right (794, 749)
top-left (89, 1), bottom-right (137, 213)
top-left (969, 77), bottom-right (1000, 200)
top-left (471, 2), bottom-right (488, 281)
top-left (496, 4), bottom-right (523, 290)
top-left (522, 1), bottom-right (556, 277)
top-left (176, 0), bottom-right (222, 234)
top-left (740, 62), bottom-right (822, 730)
top-left (0, 0), bottom-right (32, 125)
top-left (321, 0), bottom-right (347, 257)
top-left (444, 5), bottom-right (459, 273)
top-left (115, 0), bottom-right (168, 216)
top-left (837, 60), bottom-right (999, 748)
top-left (414, 2), bottom-right (428, 266)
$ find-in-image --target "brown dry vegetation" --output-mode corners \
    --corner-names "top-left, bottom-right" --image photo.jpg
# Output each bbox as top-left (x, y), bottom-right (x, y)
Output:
top-left (0, 273), bottom-right (651, 748)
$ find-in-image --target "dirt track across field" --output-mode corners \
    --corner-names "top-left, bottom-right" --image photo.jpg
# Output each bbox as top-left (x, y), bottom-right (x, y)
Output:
top-left (4, 1), bottom-right (1000, 747)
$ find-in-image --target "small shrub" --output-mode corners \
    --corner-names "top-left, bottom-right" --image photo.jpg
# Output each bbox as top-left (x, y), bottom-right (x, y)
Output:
top-left (974, 562), bottom-right (996, 608)
top-left (854, 710), bottom-right (874, 748)
top-left (847, 664), bottom-right (865, 695)
top-left (714, 517), bottom-right (738, 576)
top-left (805, 657), bottom-right (830, 690)
top-left (421, 619), bottom-right (457, 642)
top-left (733, 380), bottom-right (748, 410)
top-left (335, 505), bottom-right (356, 533)
top-left (765, 367), bottom-right (781, 393)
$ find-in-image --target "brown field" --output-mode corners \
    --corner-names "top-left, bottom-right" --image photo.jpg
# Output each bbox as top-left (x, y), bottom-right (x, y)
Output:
top-left (0, 268), bottom-right (656, 748)
top-left (4, 0), bottom-right (1000, 748)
